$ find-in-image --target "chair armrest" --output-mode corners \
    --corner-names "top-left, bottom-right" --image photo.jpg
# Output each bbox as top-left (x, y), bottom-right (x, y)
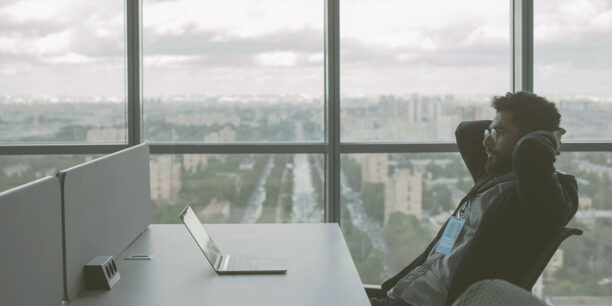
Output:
top-left (364, 284), bottom-right (386, 299)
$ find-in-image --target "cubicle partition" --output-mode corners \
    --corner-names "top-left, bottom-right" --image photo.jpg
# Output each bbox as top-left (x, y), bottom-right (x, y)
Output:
top-left (58, 143), bottom-right (152, 300)
top-left (0, 176), bottom-right (64, 306)
top-left (0, 142), bottom-right (370, 306)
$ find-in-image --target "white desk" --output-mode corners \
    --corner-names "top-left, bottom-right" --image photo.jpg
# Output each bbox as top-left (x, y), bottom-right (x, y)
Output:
top-left (67, 224), bottom-right (370, 306)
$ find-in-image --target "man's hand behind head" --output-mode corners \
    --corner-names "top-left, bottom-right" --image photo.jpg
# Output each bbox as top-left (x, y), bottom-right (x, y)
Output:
top-left (552, 128), bottom-right (566, 156)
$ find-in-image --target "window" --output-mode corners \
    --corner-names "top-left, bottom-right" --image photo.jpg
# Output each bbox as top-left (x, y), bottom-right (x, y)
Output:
top-left (341, 153), bottom-right (470, 283)
top-left (534, 0), bottom-right (612, 140)
top-left (533, 2), bottom-right (612, 300)
top-left (341, 0), bottom-right (509, 141)
top-left (142, 0), bottom-right (324, 142)
top-left (533, 152), bottom-right (612, 299)
top-left (151, 154), bottom-right (324, 224)
top-left (0, 0), bottom-right (126, 143)
top-left (339, 0), bottom-right (509, 284)
top-left (1, 2), bottom-right (611, 302)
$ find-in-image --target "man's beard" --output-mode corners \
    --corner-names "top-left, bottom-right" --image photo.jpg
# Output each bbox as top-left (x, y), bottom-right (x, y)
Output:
top-left (484, 150), bottom-right (513, 176)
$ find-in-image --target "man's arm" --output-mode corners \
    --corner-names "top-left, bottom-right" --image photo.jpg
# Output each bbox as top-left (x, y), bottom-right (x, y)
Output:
top-left (455, 120), bottom-right (492, 183)
top-left (512, 131), bottom-right (578, 226)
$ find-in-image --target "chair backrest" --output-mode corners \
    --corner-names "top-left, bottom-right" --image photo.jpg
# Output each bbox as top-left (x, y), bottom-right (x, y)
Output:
top-left (518, 226), bottom-right (582, 290)
top-left (0, 177), bottom-right (63, 306)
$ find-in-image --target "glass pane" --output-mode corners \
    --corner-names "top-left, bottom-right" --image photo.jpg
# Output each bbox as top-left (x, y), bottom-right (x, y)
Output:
top-left (533, 152), bottom-right (612, 302)
top-left (0, 1), bottom-right (127, 143)
top-left (341, 153), bottom-right (471, 284)
top-left (534, 0), bottom-right (612, 140)
top-left (342, 151), bottom-right (612, 302)
top-left (151, 154), bottom-right (324, 224)
top-left (0, 155), bottom-right (100, 192)
top-left (340, 0), bottom-right (510, 141)
top-left (142, 0), bottom-right (324, 142)
top-left (341, 0), bottom-right (510, 141)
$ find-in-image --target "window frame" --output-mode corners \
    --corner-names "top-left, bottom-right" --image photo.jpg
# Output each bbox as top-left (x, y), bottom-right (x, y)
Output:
top-left (1, 0), bottom-right (611, 224)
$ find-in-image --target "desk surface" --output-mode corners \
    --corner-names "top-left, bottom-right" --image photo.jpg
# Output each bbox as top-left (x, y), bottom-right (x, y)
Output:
top-left (67, 224), bottom-right (370, 306)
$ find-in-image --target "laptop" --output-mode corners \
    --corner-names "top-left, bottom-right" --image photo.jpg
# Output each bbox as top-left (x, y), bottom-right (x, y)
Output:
top-left (179, 205), bottom-right (287, 274)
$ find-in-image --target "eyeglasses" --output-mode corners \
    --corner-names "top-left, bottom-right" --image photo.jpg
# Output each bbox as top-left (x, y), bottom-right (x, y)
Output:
top-left (484, 128), bottom-right (497, 141)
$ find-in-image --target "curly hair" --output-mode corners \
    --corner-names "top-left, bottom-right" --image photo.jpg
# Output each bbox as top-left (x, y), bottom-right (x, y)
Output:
top-left (491, 91), bottom-right (561, 135)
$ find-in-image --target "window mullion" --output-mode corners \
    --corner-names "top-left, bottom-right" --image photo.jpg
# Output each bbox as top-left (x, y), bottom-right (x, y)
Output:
top-left (148, 143), bottom-right (327, 155)
top-left (512, 0), bottom-right (534, 92)
top-left (126, 0), bottom-right (142, 146)
top-left (325, 0), bottom-right (341, 224)
top-left (0, 145), bottom-right (129, 155)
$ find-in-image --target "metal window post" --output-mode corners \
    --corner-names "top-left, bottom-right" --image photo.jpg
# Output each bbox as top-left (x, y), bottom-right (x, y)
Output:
top-left (512, 0), bottom-right (534, 92)
top-left (325, 0), bottom-right (341, 224)
top-left (126, 0), bottom-right (142, 146)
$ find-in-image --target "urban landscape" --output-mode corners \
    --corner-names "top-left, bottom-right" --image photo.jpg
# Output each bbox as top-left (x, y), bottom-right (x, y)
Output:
top-left (1, 93), bottom-right (611, 304)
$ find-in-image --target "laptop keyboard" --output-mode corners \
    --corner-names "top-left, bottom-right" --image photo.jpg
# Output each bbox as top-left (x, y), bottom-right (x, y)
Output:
top-left (225, 255), bottom-right (285, 270)
top-left (226, 255), bottom-right (258, 270)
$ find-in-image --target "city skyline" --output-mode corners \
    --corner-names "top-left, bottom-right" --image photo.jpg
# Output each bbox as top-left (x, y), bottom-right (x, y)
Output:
top-left (2, 93), bottom-right (611, 143)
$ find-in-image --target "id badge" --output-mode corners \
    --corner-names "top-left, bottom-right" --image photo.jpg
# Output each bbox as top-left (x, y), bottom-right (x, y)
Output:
top-left (435, 217), bottom-right (466, 255)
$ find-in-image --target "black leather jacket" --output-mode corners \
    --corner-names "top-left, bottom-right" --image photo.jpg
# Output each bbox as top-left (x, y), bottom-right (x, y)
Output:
top-left (381, 120), bottom-right (579, 305)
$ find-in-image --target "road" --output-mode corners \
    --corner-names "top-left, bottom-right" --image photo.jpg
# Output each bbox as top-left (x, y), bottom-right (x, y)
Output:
top-left (240, 156), bottom-right (275, 223)
top-left (292, 122), bottom-right (322, 222)
top-left (340, 170), bottom-right (391, 275)
top-left (241, 121), bottom-right (322, 223)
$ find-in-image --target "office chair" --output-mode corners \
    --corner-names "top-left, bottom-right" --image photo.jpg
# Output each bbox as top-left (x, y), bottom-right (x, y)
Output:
top-left (364, 284), bottom-right (386, 299)
top-left (451, 228), bottom-right (583, 305)
top-left (516, 226), bottom-right (582, 291)
top-left (451, 279), bottom-right (547, 306)
top-left (363, 226), bottom-right (583, 299)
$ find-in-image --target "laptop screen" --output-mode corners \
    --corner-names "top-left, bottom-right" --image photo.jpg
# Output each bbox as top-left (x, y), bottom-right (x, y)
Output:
top-left (180, 206), bottom-right (221, 268)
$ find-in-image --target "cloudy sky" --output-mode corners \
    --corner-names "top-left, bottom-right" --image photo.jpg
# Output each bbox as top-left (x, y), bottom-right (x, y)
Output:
top-left (0, 0), bottom-right (610, 98)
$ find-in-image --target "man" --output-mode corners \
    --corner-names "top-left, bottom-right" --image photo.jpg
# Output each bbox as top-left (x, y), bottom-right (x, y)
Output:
top-left (370, 91), bottom-right (578, 306)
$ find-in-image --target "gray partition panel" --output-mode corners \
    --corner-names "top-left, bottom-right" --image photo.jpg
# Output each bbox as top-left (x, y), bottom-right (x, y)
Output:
top-left (0, 177), bottom-right (63, 306)
top-left (59, 143), bottom-right (151, 300)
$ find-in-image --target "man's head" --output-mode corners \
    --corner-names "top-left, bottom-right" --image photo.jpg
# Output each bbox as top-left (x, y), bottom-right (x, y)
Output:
top-left (483, 91), bottom-right (561, 176)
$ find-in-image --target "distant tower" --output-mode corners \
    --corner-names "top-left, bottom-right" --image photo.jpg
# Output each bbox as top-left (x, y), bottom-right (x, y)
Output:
top-left (150, 156), bottom-right (182, 202)
top-left (384, 169), bottom-right (422, 224)
top-left (415, 99), bottom-right (422, 123)
top-left (356, 154), bottom-right (389, 186)
top-left (434, 102), bottom-right (441, 120)
top-left (408, 100), bottom-right (416, 123)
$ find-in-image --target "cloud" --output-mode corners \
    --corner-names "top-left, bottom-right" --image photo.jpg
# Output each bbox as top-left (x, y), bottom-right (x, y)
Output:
top-left (533, 0), bottom-right (612, 94)
top-left (254, 51), bottom-right (299, 67)
top-left (0, 0), bottom-right (73, 23)
top-left (535, 0), bottom-right (612, 42)
top-left (143, 27), bottom-right (324, 70)
top-left (144, 27), bottom-right (322, 55)
top-left (308, 53), bottom-right (324, 63)
top-left (33, 30), bottom-right (72, 55)
top-left (143, 0), bottom-right (323, 38)
top-left (45, 52), bottom-right (93, 64)
top-left (144, 55), bottom-right (204, 67)
top-left (340, 64), bottom-right (509, 96)
top-left (341, 1), bottom-right (509, 49)
top-left (0, 29), bottom-right (72, 57)
top-left (142, 66), bottom-right (323, 96)
top-left (0, 0), bottom-right (609, 97)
